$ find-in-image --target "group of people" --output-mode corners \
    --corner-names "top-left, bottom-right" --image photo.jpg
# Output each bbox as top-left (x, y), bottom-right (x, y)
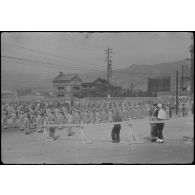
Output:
top-left (1, 98), bottom-right (192, 143)
top-left (1, 100), bottom-right (148, 126)
top-left (149, 103), bottom-right (167, 143)
top-left (1, 99), bottom-right (149, 141)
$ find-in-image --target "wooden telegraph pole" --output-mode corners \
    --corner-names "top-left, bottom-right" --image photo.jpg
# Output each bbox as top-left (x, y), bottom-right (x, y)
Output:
top-left (105, 48), bottom-right (113, 96)
top-left (176, 70), bottom-right (179, 115)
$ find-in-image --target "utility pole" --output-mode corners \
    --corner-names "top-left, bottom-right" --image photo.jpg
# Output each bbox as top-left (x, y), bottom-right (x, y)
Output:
top-left (105, 48), bottom-right (113, 95)
top-left (109, 59), bottom-right (112, 84)
top-left (176, 70), bottom-right (179, 115)
top-left (181, 65), bottom-right (184, 91)
top-left (105, 48), bottom-right (113, 84)
top-left (190, 40), bottom-right (194, 96)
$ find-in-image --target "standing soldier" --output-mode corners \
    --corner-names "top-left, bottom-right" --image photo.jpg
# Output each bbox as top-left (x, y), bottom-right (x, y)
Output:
top-left (54, 106), bottom-right (59, 117)
top-left (30, 108), bottom-right (36, 129)
top-left (24, 113), bottom-right (31, 134)
top-left (74, 110), bottom-right (81, 125)
top-left (62, 106), bottom-right (68, 124)
top-left (42, 113), bottom-right (49, 138)
top-left (85, 110), bottom-right (90, 124)
top-left (104, 108), bottom-right (109, 122)
top-left (12, 111), bottom-right (17, 128)
top-left (36, 112), bottom-right (43, 132)
top-left (95, 109), bottom-right (100, 123)
top-left (58, 112), bottom-right (65, 129)
top-left (19, 111), bottom-right (25, 131)
top-left (67, 110), bottom-right (73, 136)
top-left (2, 109), bottom-right (8, 129)
top-left (89, 110), bottom-right (95, 124)
top-left (82, 110), bottom-right (88, 124)
top-left (48, 113), bottom-right (57, 140)
top-left (182, 103), bottom-right (186, 117)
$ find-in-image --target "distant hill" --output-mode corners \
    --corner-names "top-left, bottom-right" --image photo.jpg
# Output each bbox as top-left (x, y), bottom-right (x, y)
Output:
top-left (1, 59), bottom-right (190, 91)
top-left (81, 59), bottom-right (190, 91)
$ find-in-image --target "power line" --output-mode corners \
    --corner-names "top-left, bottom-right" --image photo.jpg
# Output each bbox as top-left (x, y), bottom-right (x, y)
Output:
top-left (6, 43), bottom-right (105, 70)
top-left (2, 47), bottom-right (104, 72)
top-left (2, 54), bottom-right (102, 72)
top-left (3, 51), bottom-right (102, 72)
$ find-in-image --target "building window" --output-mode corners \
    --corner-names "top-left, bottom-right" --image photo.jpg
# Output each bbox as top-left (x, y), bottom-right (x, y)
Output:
top-left (57, 94), bottom-right (64, 97)
top-left (58, 87), bottom-right (64, 90)
top-left (73, 94), bottom-right (79, 98)
top-left (73, 86), bottom-right (80, 90)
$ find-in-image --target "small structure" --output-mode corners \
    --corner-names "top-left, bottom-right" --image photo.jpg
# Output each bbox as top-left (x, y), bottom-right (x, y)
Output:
top-left (53, 72), bottom-right (82, 98)
top-left (32, 89), bottom-right (54, 97)
top-left (81, 77), bottom-right (109, 97)
top-left (1, 90), bottom-right (17, 99)
top-left (81, 77), bottom-right (109, 89)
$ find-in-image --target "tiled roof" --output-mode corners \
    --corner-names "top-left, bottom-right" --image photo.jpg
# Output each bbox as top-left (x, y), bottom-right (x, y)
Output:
top-left (81, 77), bottom-right (97, 83)
top-left (81, 77), bottom-right (108, 84)
top-left (53, 72), bottom-right (81, 82)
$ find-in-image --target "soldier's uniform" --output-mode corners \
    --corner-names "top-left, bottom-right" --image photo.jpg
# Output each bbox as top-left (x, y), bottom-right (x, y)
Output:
top-left (36, 113), bottom-right (43, 132)
top-left (2, 110), bottom-right (7, 129)
top-left (74, 111), bottom-right (81, 124)
top-left (58, 112), bottom-right (65, 125)
top-left (82, 110), bottom-right (88, 124)
top-left (24, 113), bottom-right (31, 134)
top-left (48, 114), bottom-right (56, 139)
top-left (12, 111), bottom-right (17, 128)
top-left (89, 110), bottom-right (95, 123)
top-left (67, 112), bottom-right (73, 136)
top-left (19, 111), bottom-right (25, 131)
top-left (95, 110), bottom-right (100, 123)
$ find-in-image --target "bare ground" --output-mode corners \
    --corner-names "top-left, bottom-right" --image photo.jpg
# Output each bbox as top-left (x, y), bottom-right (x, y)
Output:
top-left (1, 116), bottom-right (194, 164)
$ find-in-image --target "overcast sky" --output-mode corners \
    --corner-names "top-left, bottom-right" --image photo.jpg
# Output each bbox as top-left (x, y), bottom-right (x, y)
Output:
top-left (1, 32), bottom-right (192, 77)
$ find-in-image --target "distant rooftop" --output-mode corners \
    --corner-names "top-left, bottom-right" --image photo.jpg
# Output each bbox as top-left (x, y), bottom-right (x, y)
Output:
top-left (53, 72), bottom-right (81, 82)
top-left (81, 77), bottom-right (97, 83)
top-left (82, 77), bottom-right (108, 84)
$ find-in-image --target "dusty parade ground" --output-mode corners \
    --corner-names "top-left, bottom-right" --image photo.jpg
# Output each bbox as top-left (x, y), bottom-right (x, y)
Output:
top-left (1, 115), bottom-right (194, 164)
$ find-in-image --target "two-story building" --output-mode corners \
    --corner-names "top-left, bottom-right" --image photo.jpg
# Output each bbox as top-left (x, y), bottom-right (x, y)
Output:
top-left (53, 72), bottom-right (82, 98)
top-left (81, 77), bottom-right (109, 90)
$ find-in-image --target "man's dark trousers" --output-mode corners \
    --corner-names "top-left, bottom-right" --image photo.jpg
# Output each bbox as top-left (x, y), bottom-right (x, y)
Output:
top-left (150, 123), bottom-right (157, 141)
top-left (156, 123), bottom-right (164, 139)
top-left (111, 124), bottom-right (121, 142)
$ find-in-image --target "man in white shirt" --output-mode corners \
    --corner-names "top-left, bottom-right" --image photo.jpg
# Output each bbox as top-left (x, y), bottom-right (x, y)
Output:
top-left (156, 103), bottom-right (166, 143)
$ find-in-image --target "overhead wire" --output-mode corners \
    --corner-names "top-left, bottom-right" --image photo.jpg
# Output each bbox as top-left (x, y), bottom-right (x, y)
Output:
top-left (2, 54), bottom-right (102, 73)
top-left (2, 49), bottom-right (103, 72)
top-left (6, 43), bottom-right (106, 70)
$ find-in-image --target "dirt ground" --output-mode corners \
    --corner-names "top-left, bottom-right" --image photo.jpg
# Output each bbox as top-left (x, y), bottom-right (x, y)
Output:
top-left (1, 115), bottom-right (194, 164)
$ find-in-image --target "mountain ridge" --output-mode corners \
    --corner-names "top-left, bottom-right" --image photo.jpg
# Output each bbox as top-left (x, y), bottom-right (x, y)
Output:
top-left (1, 59), bottom-right (190, 91)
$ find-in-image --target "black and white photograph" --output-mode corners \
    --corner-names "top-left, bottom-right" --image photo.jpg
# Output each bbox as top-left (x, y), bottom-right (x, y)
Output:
top-left (1, 32), bottom-right (194, 164)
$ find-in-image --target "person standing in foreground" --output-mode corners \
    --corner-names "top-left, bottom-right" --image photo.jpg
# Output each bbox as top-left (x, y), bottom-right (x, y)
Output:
top-left (111, 111), bottom-right (122, 143)
top-left (67, 110), bottom-right (73, 136)
top-left (24, 113), bottom-right (31, 134)
top-left (149, 104), bottom-right (159, 142)
top-left (156, 103), bottom-right (167, 143)
top-left (48, 113), bottom-right (57, 140)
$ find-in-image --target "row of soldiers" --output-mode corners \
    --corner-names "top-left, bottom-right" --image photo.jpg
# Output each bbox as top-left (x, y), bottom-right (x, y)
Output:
top-left (1, 100), bottom-right (149, 134)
